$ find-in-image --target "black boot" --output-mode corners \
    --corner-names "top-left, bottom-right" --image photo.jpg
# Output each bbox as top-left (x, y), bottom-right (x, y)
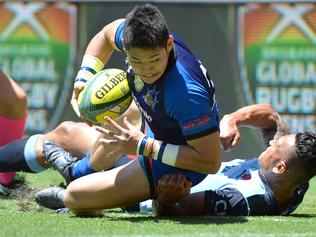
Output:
top-left (43, 140), bottom-right (77, 184)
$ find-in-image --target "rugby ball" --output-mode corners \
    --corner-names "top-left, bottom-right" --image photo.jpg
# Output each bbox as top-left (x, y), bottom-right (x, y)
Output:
top-left (78, 68), bottom-right (132, 123)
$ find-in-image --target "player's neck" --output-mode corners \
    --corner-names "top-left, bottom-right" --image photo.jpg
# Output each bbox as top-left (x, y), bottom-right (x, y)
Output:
top-left (264, 172), bottom-right (297, 213)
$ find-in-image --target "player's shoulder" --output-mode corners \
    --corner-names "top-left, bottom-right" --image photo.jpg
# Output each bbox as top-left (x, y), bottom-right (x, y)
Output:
top-left (245, 171), bottom-right (279, 215)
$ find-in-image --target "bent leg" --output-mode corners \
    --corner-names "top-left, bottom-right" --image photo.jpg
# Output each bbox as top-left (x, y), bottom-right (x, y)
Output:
top-left (0, 70), bottom-right (27, 185)
top-left (42, 121), bottom-right (100, 158)
top-left (64, 159), bottom-right (150, 216)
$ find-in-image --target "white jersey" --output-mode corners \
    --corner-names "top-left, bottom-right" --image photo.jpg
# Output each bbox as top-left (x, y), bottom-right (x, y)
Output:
top-left (191, 158), bottom-right (308, 216)
top-left (138, 158), bottom-right (308, 216)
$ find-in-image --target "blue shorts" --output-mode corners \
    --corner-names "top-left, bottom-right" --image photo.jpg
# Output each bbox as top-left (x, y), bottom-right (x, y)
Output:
top-left (139, 156), bottom-right (207, 199)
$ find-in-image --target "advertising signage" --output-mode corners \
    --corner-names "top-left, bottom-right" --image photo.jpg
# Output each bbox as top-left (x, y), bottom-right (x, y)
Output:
top-left (0, 2), bottom-right (77, 134)
top-left (238, 3), bottom-right (316, 133)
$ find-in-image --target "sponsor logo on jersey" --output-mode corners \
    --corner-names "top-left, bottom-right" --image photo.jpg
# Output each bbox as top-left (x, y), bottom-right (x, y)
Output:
top-left (131, 92), bottom-right (152, 122)
top-left (183, 114), bottom-right (211, 130)
top-left (134, 75), bottom-right (144, 92)
top-left (143, 86), bottom-right (159, 112)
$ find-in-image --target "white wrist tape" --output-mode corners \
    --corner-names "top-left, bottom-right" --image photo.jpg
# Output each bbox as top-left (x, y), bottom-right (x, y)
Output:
top-left (158, 143), bottom-right (179, 167)
top-left (74, 55), bottom-right (104, 87)
top-left (137, 137), bottom-right (179, 167)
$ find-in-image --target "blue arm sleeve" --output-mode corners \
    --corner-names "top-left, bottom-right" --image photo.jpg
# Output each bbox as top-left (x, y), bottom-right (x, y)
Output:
top-left (114, 21), bottom-right (125, 51)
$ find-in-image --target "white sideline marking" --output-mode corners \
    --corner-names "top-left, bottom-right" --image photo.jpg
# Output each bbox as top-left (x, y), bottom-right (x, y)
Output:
top-left (105, 234), bottom-right (315, 237)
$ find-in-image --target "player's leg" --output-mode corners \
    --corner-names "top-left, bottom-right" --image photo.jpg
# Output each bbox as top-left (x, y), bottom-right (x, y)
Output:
top-left (0, 69), bottom-right (27, 185)
top-left (64, 159), bottom-right (150, 216)
top-left (0, 69), bottom-right (27, 119)
top-left (40, 121), bottom-right (99, 159)
top-left (67, 101), bottom-right (142, 179)
top-left (0, 121), bottom-right (99, 173)
top-left (40, 105), bottom-right (141, 183)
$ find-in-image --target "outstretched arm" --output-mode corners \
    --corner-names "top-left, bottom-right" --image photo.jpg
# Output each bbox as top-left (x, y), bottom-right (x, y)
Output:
top-left (220, 104), bottom-right (290, 151)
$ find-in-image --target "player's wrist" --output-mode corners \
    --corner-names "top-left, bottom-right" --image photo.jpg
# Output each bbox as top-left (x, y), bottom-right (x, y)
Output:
top-left (74, 55), bottom-right (104, 87)
top-left (137, 136), bottom-right (179, 167)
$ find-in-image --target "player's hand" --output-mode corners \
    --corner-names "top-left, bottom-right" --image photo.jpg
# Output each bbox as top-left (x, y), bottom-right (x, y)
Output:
top-left (156, 174), bottom-right (192, 207)
top-left (70, 85), bottom-right (93, 126)
top-left (273, 114), bottom-right (290, 140)
top-left (70, 85), bottom-right (85, 118)
top-left (95, 116), bottom-right (145, 155)
top-left (219, 114), bottom-right (241, 152)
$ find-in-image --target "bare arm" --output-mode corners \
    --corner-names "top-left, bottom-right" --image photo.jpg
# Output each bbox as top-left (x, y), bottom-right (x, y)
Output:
top-left (220, 104), bottom-right (290, 151)
top-left (175, 132), bottom-right (221, 174)
top-left (84, 19), bottom-right (124, 64)
top-left (97, 117), bottom-right (221, 174)
top-left (71, 19), bottom-right (125, 117)
top-left (153, 173), bottom-right (205, 216)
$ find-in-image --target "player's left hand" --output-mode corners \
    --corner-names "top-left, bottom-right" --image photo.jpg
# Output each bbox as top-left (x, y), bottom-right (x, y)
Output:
top-left (95, 116), bottom-right (145, 155)
top-left (156, 174), bottom-right (192, 207)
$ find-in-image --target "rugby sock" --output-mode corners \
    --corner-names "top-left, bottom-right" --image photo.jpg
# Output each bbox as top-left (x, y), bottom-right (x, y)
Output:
top-left (0, 135), bottom-right (46, 173)
top-left (71, 153), bottom-right (96, 180)
top-left (71, 154), bottom-right (134, 180)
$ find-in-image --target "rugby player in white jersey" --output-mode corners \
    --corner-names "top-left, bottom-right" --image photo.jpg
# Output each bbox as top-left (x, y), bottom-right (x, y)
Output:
top-left (152, 104), bottom-right (315, 216)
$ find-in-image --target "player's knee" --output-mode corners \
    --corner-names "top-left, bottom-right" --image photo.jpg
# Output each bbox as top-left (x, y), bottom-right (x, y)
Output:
top-left (64, 184), bottom-right (78, 209)
top-left (3, 90), bottom-right (27, 118)
top-left (63, 181), bottom-right (86, 210)
top-left (50, 121), bottom-right (78, 146)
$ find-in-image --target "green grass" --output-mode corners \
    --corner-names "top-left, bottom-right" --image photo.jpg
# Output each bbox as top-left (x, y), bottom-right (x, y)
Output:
top-left (0, 170), bottom-right (315, 237)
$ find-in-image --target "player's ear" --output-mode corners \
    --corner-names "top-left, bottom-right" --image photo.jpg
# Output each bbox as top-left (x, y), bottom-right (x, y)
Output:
top-left (166, 35), bottom-right (174, 53)
top-left (272, 160), bottom-right (286, 174)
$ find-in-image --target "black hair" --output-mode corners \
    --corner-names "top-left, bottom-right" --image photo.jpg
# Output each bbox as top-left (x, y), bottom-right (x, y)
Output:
top-left (123, 4), bottom-right (170, 50)
top-left (295, 132), bottom-right (316, 180)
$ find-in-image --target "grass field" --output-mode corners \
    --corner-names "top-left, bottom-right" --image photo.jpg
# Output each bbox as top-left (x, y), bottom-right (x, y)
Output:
top-left (0, 170), bottom-right (315, 237)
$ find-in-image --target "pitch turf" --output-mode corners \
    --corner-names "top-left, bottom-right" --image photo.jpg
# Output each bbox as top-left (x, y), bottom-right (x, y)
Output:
top-left (0, 170), bottom-right (315, 237)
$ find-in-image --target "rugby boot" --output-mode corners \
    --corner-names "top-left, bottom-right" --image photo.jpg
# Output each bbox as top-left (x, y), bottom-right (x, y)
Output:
top-left (43, 140), bottom-right (77, 184)
top-left (35, 186), bottom-right (65, 210)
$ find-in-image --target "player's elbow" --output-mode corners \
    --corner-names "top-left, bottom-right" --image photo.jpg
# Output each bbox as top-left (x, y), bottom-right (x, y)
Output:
top-left (203, 156), bottom-right (221, 174)
top-left (203, 145), bottom-right (222, 174)
top-left (195, 152), bottom-right (221, 174)
top-left (5, 90), bottom-right (27, 118)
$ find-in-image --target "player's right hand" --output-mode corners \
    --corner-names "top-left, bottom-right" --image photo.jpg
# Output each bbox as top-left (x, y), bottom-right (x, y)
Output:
top-left (70, 84), bottom-right (85, 118)
top-left (70, 84), bottom-right (93, 126)
top-left (157, 174), bottom-right (192, 207)
top-left (219, 114), bottom-right (241, 152)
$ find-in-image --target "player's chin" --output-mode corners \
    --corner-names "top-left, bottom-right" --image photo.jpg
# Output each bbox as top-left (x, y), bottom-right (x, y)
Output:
top-left (140, 73), bottom-right (161, 84)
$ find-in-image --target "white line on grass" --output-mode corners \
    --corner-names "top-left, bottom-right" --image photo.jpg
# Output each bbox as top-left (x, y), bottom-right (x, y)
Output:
top-left (97, 233), bottom-right (316, 237)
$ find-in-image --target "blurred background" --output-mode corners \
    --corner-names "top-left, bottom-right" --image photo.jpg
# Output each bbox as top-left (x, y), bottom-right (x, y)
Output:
top-left (0, 1), bottom-right (315, 161)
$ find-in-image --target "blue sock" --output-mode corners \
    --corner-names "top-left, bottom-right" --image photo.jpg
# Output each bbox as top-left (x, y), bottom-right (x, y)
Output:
top-left (71, 152), bottom-right (96, 180)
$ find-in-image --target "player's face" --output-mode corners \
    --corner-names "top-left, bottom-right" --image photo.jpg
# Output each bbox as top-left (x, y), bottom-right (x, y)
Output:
top-left (126, 36), bottom-right (174, 84)
top-left (258, 134), bottom-right (296, 172)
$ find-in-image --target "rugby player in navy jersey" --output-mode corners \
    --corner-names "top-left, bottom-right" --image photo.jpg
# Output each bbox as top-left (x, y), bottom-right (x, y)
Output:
top-left (34, 104), bottom-right (314, 217)
top-left (52, 4), bottom-right (222, 216)
top-left (152, 104), bottom-right (316, 216)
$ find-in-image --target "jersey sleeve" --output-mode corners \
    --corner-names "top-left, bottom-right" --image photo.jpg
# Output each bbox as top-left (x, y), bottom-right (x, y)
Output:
top-left (114, 21), bottom-right (125, 51)
top-left (165, 70), bottom-right (219, 140)
top-left (202, 188), bottom-right (249, 216)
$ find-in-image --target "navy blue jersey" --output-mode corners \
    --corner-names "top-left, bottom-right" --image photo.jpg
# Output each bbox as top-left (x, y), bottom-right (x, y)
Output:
top-left (115, 22), bottom-right (219, 144)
